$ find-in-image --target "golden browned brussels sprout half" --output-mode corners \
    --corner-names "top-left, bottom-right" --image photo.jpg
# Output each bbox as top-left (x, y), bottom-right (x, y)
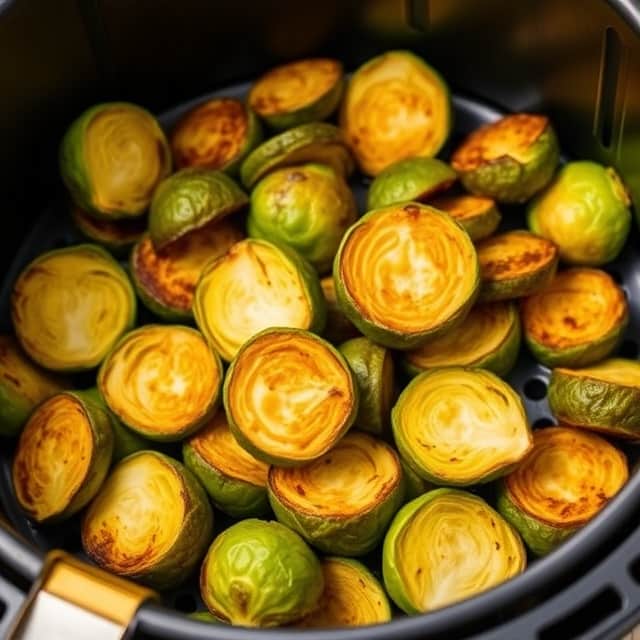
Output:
top-left (341, 50), bottom-right (451, 175)
top-left (99, 325), bottom-right (222, 441)
top-left (320, 275), bottom-right (359, 344)
top-left (12, 245), bottom-right (136, 372)
top-left (71, 206), bottom-right (147, 255)
top-left (224, 328), bottom-right (358, 466)
top-left (498, 427), bottom-right (628, 556)
top-left (521, 269), bottom-right (628, 367)
top-left (83, 451), bottom-right (213, 589)
top-left (429, 193), bottom-right (501, 242)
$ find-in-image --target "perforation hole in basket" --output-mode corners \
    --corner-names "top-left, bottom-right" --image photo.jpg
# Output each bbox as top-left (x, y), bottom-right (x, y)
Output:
top-left (524, 378), bottom-right (547, 401)
top-left (533, 417), bottom-right (554, 429)
top-left (619, 339), bottom-right (639, 359)
top-left (174, 592), bottom-right (198, 613)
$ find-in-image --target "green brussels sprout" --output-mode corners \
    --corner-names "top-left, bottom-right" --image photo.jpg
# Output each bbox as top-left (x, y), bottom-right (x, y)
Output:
top-left (451, 113), bottom-right (559, 203)
top-left (247, 163), bottom-right (357, 273)
top-left (392, 367), bottom-right (532, 485)
top-left (320, 275), bottom-right (360, 344)
top-left (12, 391), bottom-right (113, 523)
top-left (193, 238), bottom-right (326, 362)
top-left (59, 102), bottom-right (171, 219)
top-left (521, 268), bottom-right (628, 367)
top-left (71, 206), bottom-right (146, 256)
top-left (497, 426), bottom-right (628, 556)
top-left (527, 161), bottom-right (631, 265)
top-left (341, 50), bottom-right (451, 176)
top-left (383, 488), bottom-right (526, 614)
top-left (83, 450), bottom-right (213, 590)
top-left (400, 458), bottom-right (433, 502)
top-left (269, 431), bottom-right (404, 556)
top-left (334, 203), bottom-right (479, 349)
top-left (189, 611), bottom-right (225, 624)
top-left (224, 328), bottom-right (358, 466)
top-left (429, 193), bottom-right (501, 242)
top-left (248, 58), bottom-right (344, 130)
top-left (98, 325), bottom-right (223, 441)
top-left (200, 519), bottom-right (323, 627)
top-left (11, 244), bottom-right (136, 372)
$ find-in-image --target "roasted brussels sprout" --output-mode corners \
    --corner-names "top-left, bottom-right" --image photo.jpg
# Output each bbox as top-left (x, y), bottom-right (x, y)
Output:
top-left (392, 367), bottom-right (532, 485)
top-left (527, 161), bottom-right (631, 265)
top-left (12, 245), bottom-right (136, 372)
top-left (334, 203), bottom-right (479, 349)
top-left (497, 426), bottom-right (628, 556)
top-left (341, 50), bottom-right (451, 176)
top-left (200, 519), bottom-right (323, 627)
top-left (224, 328), bottom-right (357, 466)
top-left (476, 230), bottom-right (558, 302)
top-left (383, 489), bottom-right (526, 614)
top-left (249, 58), bottom-right (344, 130)
top-left (521, 268), bottom-right (628, 367)
top-left (320, 275), bottom-right (359, 344)
top-left (193, 239), bottom-right (326, 361)
top-left (71, 206), bottom-right (146, 256)
top-left (269, 431), bottom-right (404, 555)
top-left (429, 193), bottom-right (501, 242)
top-left (99, 325), bottom-right (222, 441)
top-left (183, 410), bottom-right (270, 518)
top-left (83, 451), bottom-right (213, 589)
top-left (12, 391), bottom-right (113, 523)
top-left (451, 113), bottom-right (559, 203)
top-left (60, 102), bottom-right (171, 219)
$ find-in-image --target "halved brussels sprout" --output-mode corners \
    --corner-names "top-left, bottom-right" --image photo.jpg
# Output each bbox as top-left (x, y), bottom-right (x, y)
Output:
top-left (98, 325), bottom-right (222, 441)
top-left (497, 426), bottom-right (628, 556)
top-left (193, 238), bottom-right (326, 361)
top-left (183, 410), bottom-right (270, 518)
top-left (149, 169), bottom-right (248, 249)
top-left (476, 230), bottom-right (558, 302)
top-left (451, 113), bottom-right (559, 203)
top-left (171, 97), bottom-right (262, 173)
top-left (200, 519), bottom-right (323, 627)
top-left (269, 431), bottom-right (404, 555)
top-left (429, 193), bottom-right (501, 242)
top-left (334, 203), bottom-right (479, 349)
top-left (12, 244), bottom-right (136, 372)
top-left (320, 275), bottom-right (359, 344)
top-left (224, 328), bottom-right (357, 466)
top-left (131, 220), bottom-right (243, 320)
top-left (527, 161), bottom-right (631, 265)
top-left (247, 163), bottom-right (358, 273)
top-left (248, 58), bottom-right (344, 130)
top-left (12, 391), bottom-right (113, 523)
top-left (392, 367), bottom-right (532, 485)
top-left (82, 451), bottom-right (213, 589)
top-left (71, 206), bottom-right (146, 255)
top-left (403, 302), bottom-right (521, 378)
top-left (340, 50), bottom-right (451, 176)
top-left (383, 488), bottom-right (526, 614)
top-left (60, 102), bottom-right (171, 219)
top-left (548, 359), bottom-right (640, 439)
top-left (521, 268), bottom-right (628, 367)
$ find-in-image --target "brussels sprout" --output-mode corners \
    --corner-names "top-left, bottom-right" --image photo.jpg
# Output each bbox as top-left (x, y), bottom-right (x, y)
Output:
top-left (247, 163), bottom-right (358, 273)
top-left (269, 431), bottom-right (404, 555)
top-left (149, 169), bottom-right (248, 249)
top-left (60, 102), bottom-right (171, 219)
top-left (224, 328), bottom-right (358, 466)
top-left (521, 268), bottom-right (628, 367)
top-left (83, 451), bottom-right (213, 589)
top-left (320, 275), bottom-right (359, 344)
top-left (98, 325), bottom-right (223, 441)
top-left (12, 244), bottom-right (136, 372)
top-left (429, 193), bottom-right (501, 242)
top-left (548, 359), bottom-right (640, 439)
top-left (334, 203), bottom-right (479, 349)
top-left (367, 157), bottom-right (457, 209)
top-left (403, 302), bottom-right (521, 378)
top-left (12, 391), bottom-right (113, 523)
top-left (476, 230), bottom-right (558, 302)
top-left (383, 488), bottom-right (526, 614)
top-left (131, 221), bottom-right (243, 320)
top-left (248, 58), bottom-right (344, 130)
top-left (189, 611), bottom-right (224, 624)
top-left (183, 410), bottom-right (270, 518)
top-left (71, 206), bottom-right (146, 256)
top-left (200, 519), bottom-right (323, 627)
top-left (497, 426), bottom-right (628, 556)
top-left (240, 122), bottom-right (354, 189)
top-left (171, 98), bottom-right (262, 173)
top-left (392, 367), bottom-right (532, 485)
top-left (527, 161), bottom-right (631, 265)
top-left (193, 238), bottom-right (326, 361)
top-left (340, 50), bottom-right (451, 176)
top-left (400, 458), bottom-right (433, 502)
top-left (451, 113), bottom-right (559, 203)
